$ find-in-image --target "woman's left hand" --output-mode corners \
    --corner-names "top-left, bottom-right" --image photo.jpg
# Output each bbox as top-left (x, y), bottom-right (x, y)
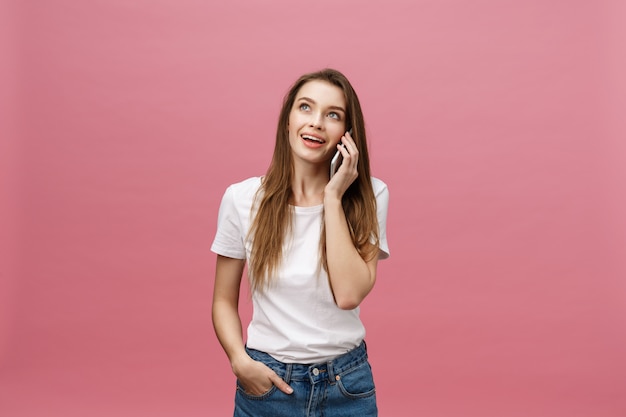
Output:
top-left (325, 130), bottom-right (359, 200)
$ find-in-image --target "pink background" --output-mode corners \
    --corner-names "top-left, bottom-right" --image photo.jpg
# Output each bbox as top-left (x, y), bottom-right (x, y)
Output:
top-left (2, 0), bottom-right (626, 416)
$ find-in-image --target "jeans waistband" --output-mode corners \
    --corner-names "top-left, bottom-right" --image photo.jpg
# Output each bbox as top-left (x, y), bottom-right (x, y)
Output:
top-left (245, 342), bottom-right (369, 385)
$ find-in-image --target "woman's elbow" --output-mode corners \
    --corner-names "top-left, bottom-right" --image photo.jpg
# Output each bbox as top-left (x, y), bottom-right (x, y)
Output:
top-left (336, 297), bottom-right (360, 310)
top-left (335, 292), bottom-right (368, 310)
top-left (331, 271), bottom-right (375, 310)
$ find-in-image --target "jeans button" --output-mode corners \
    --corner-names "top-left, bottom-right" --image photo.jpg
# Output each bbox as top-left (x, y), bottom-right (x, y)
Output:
top-left (312, 368), bottom-right (319, 376)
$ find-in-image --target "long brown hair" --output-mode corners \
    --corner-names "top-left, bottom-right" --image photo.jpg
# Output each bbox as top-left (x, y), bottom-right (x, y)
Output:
top-left (247, 68), bottom-right (379, 291)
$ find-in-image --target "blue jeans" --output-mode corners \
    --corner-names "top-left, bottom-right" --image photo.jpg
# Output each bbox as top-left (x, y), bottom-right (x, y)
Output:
top-left (234, 342), bottom-right (377, 417)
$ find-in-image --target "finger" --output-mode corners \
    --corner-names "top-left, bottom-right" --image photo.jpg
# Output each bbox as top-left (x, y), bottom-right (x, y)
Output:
top-left (342, 130), bottom-right (356, 147)
top-left (340, 143), bottom-right (358, 169)
top-left (338, 142), bottom-right (350, 157)
top-left (340, 138), bottom-right (358, 159)
top-left (270, 373), bottom-right (294, 395)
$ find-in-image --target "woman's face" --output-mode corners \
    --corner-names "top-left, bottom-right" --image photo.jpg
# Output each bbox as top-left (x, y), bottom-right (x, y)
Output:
top-left (288, 80), bottom-right (348, 165)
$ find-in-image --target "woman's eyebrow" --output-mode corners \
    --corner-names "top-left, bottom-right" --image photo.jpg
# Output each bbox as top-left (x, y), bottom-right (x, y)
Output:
top-left (297, 97), bottom-right (346, 113)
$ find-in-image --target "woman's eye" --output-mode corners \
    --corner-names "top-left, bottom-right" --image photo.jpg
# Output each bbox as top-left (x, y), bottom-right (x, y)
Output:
top-left (328, 112), bottom-right (340, 119)
top-left (299, 103), bottom-right (310, 111)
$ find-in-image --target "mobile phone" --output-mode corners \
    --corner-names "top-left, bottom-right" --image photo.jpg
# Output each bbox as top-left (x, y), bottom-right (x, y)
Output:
top-left (330, 129), bottom-right (352, 178)
top-left (330, 149), bottom-right (343, 178)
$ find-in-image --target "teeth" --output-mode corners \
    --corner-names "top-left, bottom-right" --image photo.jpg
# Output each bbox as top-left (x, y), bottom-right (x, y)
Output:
top-left (302, 135), bottom-right (323, 143)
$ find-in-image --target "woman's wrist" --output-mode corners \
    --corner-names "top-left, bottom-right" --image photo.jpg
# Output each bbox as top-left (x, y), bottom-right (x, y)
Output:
top-left (323, 193), bottom-right (343, 207)
top-left (230, 351), bottom-right (252, 376)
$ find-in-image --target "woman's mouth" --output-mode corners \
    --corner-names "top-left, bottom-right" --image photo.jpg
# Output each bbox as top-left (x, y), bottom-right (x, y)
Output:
top-left (301, 134), bottom-right (325, 148)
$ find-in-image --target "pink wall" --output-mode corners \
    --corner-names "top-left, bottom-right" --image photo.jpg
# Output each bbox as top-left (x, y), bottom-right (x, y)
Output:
top-left (1, 1), bottom-right (625, 416)
top-left (1, 0), bottom-right (20, 366)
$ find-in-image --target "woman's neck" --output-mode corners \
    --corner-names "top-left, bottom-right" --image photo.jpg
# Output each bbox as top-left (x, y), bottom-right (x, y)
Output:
top-left (290, 165), bottom-right (328, 207)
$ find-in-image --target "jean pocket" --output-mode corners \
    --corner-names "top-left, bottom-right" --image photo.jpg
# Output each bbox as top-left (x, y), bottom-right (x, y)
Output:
top-left (236, 379), bottom-right (278, 400)
top-left (336, 361), bottom-right (376, 399)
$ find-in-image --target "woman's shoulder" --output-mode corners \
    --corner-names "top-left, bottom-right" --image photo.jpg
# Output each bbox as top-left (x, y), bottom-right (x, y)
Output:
top-left (222, 176), bottom-right (263, 202)
top-left (227, 176), bottom-right (262, 190)
top-left (370, 177), bottom-right (388, 194)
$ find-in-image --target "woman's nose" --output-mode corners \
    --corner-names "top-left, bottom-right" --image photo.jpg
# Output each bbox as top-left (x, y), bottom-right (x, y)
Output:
top-left (309, 113), bottom-right (324, 129)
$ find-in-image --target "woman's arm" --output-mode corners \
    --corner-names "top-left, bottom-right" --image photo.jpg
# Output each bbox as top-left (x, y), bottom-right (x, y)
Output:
top-left (212, 255), bottom-right (293, 395)
top-left (324, 133), bottom-right (378, 310)
top-left (324, 198), bottom-right (378, 310)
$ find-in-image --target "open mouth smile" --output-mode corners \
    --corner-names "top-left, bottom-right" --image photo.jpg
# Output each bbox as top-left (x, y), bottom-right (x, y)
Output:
top-left (301, 134), bottom-right (325, 144)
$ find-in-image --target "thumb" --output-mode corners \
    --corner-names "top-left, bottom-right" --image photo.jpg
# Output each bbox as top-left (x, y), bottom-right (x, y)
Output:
top-left (269, 373), bottom-right (293, 395)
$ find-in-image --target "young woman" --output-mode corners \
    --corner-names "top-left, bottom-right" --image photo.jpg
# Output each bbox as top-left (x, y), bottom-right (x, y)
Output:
top-left (211, 68), bottom-right (390, 416)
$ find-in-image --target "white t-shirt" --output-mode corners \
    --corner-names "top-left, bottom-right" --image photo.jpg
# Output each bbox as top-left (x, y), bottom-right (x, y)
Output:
top-left (211, 177), bottom-right (390, 363)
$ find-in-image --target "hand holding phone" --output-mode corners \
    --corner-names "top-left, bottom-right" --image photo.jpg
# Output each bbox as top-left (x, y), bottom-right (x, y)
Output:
top-left (330, 129), bottom-right (352, 178)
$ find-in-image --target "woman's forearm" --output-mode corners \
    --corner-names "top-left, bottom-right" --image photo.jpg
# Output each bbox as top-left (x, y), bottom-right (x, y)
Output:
top-left (212, 256), bottom-right (249, 372)
top-left (212, 299), bottom-right (249, 370)
top-left (324, 197), bottom-right (377, 310)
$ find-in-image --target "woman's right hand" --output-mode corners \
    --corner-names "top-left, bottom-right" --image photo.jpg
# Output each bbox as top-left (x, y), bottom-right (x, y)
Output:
top-left (232, 355), bottom-right (294, 396)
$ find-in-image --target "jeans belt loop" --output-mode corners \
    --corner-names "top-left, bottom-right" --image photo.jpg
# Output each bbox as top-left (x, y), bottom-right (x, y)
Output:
top-left (284, 363), bottom-right (293, 385)
top-left (327, 360), bottom-right (337, 384)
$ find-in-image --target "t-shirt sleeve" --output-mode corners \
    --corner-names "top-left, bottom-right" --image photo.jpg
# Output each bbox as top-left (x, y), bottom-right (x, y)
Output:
top-left (375, 181), bottom-right (390, 260)
top-left (211, 185), bottom-right (247, 259)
